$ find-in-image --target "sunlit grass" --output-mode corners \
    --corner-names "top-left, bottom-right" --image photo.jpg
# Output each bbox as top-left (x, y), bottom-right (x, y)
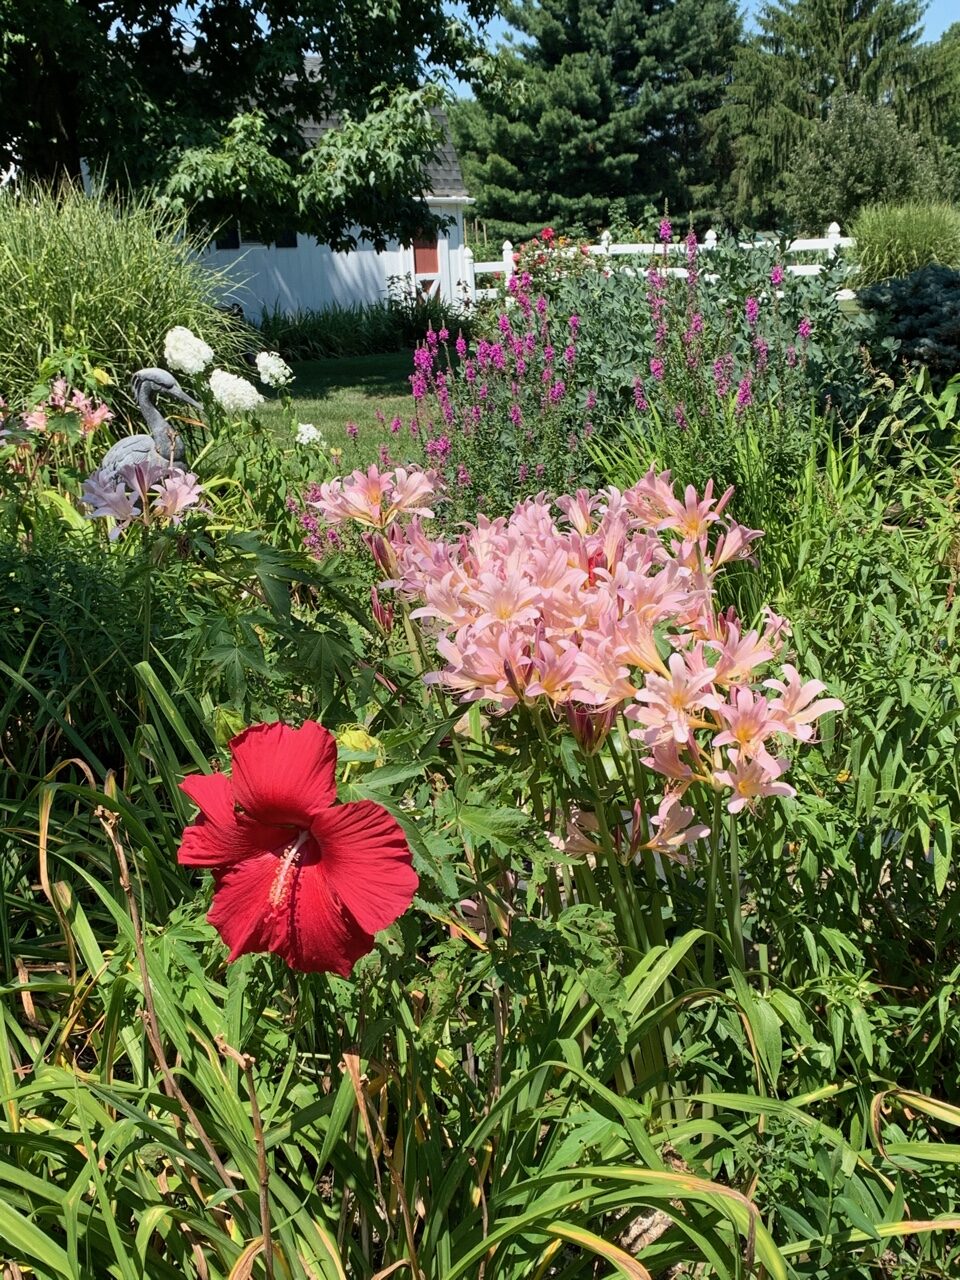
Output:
top-left (258, 352), bottom-right (414, 456)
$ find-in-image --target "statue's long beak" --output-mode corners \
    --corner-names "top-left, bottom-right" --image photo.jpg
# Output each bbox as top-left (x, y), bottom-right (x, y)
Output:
top-left (166, 385), bottom-right (202, 410)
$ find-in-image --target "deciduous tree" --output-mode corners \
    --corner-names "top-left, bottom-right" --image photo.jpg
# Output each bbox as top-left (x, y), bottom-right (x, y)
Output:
top-left (0, 0), bottom-right (494, 247)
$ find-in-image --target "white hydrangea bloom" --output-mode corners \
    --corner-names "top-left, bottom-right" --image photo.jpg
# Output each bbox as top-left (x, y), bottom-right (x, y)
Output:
top-left (164, 326), bottom-right (214, 375)
top-left (208, 368), bottom-right (264, 414)
top-left (255, 350), bottom-right (294, 387)
top-left (296, 422), bottom-right (323, 446)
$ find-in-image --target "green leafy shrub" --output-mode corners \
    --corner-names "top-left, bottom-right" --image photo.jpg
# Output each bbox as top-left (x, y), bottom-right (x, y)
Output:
top-left (259, 301), bottom-right (405, 360)
top-left (852, 202), bottom-right (960, 286)
top-left (258, 285), bottom-right (472, 362)
top-left (784, 94), bottom-right (941, 234)
top-left (0, 182), bottom-right (250, 408)
top-left (859, 264), bottom-right (960, 387)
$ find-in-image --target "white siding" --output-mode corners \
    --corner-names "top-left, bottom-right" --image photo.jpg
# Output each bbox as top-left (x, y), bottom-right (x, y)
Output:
top-left (202, 203), bottom-right (469, 320)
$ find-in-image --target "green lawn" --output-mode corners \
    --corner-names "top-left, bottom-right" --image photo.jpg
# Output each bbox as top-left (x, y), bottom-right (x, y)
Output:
top-left (259, 351), bottom-right (415, 448)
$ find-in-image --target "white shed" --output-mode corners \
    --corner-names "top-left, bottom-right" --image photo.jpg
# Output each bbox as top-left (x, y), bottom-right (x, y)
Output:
top-left (202, 112), bottom-right (473, 321)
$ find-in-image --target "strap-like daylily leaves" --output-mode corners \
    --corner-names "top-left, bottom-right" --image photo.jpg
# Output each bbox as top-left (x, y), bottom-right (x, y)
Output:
top-left (871, 1085), bottom-right (960, 1158)
top-left (444, 1166), bottom-right (787, 1280)
top-left (541, 1222), bottom-right (654, 1279)
top-left (780, 1215), bottom-right (960, 1259)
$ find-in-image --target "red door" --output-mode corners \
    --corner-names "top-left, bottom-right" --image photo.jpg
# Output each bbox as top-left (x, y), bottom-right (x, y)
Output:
top-left (413, 235), bottom-right (439, 275)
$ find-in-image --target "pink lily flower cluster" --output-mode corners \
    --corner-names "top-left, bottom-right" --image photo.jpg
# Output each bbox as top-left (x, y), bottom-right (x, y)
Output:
top-left (23, 377), bottom-right (113, 435)
top-left (313, 465), bottom-right (842, 843)
top-left (82, 460), bottom-right (204, 540)
top-left (311, 465), bottom-right (438, 531)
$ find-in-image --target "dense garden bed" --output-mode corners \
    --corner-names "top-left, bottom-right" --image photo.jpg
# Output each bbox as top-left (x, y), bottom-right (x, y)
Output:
top-left (3, 200), bottom-right (960, 1279)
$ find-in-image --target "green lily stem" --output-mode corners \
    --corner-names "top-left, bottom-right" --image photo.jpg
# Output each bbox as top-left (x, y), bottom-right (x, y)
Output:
top-left (400, 603), bottom-right (467, 775)
top-left (584, 752), bottom-right (644, 957)
top-left (703, 789), bottom-right (723, 989)
top-left (727, 810), bottom-right (746, 971)
top-left (141, 530), bottom-right (152, 669)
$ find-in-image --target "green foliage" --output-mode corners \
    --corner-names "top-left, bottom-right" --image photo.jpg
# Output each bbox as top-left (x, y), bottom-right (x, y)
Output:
top-left (6, 233), bottom-right (960, 1280)
top-left (0, 0), bottom-right (496, 248)
top-left (162, 112), bottom-right (298, 245)
top-left (859, 266), bottom-right (960, 388)
top-left (784, 95), bottom-right (941, 234)
top-left (259, 302), bottom-right (409, 361)
top-left (0, 184), bottom-right (249, 409)
top-left (716, 0), bottom-right (925, 228)
top-left (852, 202), bottom-right (960, 286)
top-left (258, 290), bottom-right (472, 362)
top-left (451, 0), bottom-right (742, 240)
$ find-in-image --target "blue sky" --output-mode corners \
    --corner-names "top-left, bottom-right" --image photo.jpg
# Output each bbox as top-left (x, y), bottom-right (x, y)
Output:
top-left (482, 0), bottom-right (955, 49)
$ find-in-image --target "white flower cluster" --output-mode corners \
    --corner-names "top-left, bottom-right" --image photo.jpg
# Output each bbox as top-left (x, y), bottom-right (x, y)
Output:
top-left (164, 326), bottom-right (214, 375)
top-left (208, 368), bottom-right (264, 414)
top-left (296, 422), bottom-right (324, 446)
top-left (256, 350), bottom-right (294, 388)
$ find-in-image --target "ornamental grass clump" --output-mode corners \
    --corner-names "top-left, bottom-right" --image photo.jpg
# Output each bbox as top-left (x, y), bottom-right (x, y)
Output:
top-left (0, 182), bottom-right (250, 408)
top-left (853, 202), bottom-right (960, 287)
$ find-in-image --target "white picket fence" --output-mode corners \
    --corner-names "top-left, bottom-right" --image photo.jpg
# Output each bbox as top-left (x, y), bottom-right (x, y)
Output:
top-left (461, 222), bottom-right (858, 307)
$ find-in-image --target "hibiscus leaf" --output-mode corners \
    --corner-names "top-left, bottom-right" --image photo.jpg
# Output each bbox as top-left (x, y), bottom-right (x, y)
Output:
top-left (351, 762), bottom-right (426, 792)
top-left (458, 804), bottom-right (531, 845)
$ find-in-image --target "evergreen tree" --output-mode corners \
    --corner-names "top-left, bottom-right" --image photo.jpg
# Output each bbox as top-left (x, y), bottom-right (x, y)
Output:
top-left (450, 0), bottom-right (742, 242)
top-left (908, 23), bottom-right (960, 200)
top-left (715, 0), bottom-right (925, 228)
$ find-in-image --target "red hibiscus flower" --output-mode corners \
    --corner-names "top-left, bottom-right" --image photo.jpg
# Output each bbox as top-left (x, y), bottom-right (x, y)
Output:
top-left (177, 721), bottom-right (418, 974)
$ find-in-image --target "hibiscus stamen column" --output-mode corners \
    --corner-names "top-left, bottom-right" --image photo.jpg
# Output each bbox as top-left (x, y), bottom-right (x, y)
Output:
top-left (267, 829), bottom-right (311, 916)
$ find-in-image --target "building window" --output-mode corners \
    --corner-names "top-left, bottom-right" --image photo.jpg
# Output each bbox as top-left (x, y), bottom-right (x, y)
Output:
top-left (214, 226), bottom-right (297, 250)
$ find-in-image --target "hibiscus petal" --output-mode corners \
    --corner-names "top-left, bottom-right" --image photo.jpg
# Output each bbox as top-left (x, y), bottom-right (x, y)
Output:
top-left (281, 861), bottom-right (374, 975)
top-left (311, 801), bottom-right (418, 935)
top-left (181, 772), bottom-right (236, 826)
top-left (178, 771), bottom-right (288, 867)
top-left (229, 721), bottom-right (338, 825)
top-left (207, 853), bottom-right (283, 961)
